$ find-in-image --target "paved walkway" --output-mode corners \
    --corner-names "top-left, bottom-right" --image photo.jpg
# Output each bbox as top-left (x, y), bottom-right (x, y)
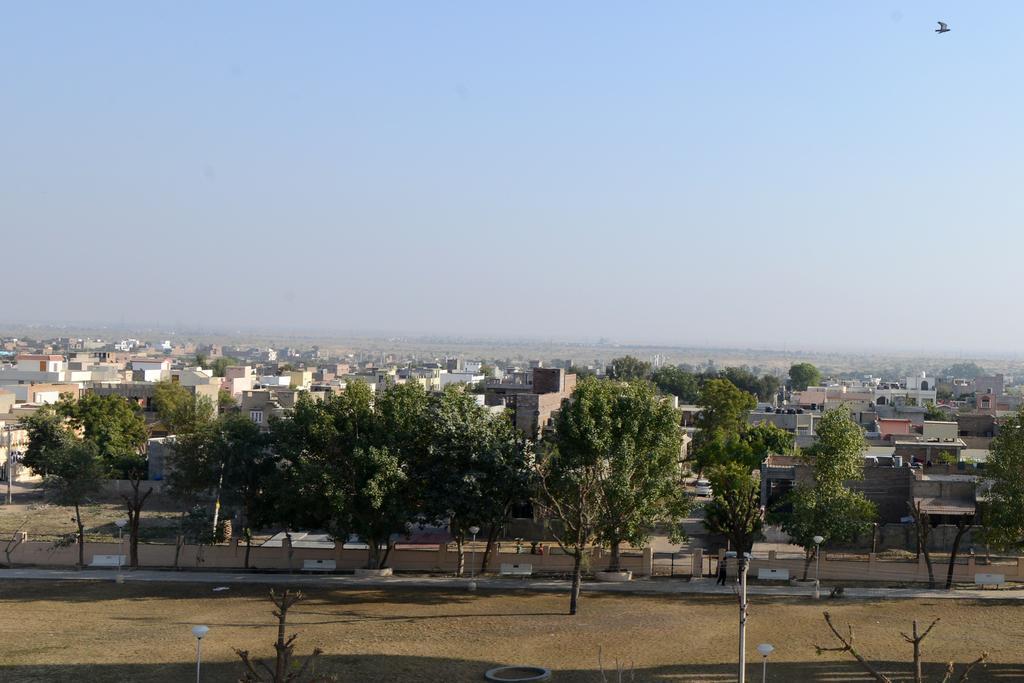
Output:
top-left (3, 567), bottom-right (1022, 601)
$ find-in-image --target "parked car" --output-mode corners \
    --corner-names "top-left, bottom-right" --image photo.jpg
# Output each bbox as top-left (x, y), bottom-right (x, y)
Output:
top-left (694, 479), bottom-right (713, 496)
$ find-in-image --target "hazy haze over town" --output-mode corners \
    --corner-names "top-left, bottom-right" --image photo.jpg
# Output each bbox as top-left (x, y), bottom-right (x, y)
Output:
top-left (4, 2), bottom-right (1024, 354)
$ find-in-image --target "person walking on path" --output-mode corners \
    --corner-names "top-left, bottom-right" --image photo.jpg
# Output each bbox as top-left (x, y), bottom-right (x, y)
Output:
top-left (716, 557), bottom-right (728, 585)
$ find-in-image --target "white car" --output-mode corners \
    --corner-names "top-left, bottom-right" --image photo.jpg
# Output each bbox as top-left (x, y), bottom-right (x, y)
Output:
top-left (694, 479), bottom-right (713, 497)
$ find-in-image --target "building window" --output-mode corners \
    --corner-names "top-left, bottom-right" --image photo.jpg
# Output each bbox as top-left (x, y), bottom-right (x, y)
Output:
top-left (250, 410), bottom-right (264, 424)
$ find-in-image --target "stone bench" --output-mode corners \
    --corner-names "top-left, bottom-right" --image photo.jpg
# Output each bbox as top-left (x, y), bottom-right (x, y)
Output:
top-left (302, 559), bottom-right (337, 572)
top-left (500, 563), bottom-right (533, 576)
top-left (974, 572), bottom-right (1005, 588)
top-left (757, 568), bottom-right (790, 581)
top-left (90, 554), bottom-right (126, 568)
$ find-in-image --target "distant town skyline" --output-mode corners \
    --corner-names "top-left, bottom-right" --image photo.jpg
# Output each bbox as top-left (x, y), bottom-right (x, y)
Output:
top-left (4, 3), bottom-right (1024, 353)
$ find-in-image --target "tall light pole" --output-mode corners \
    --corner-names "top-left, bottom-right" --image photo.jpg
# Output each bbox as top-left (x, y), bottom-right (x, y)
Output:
top-left (191, 625), bottom-right (209, 683)
top-left (727, 550), bottom-right (751, 683)
top-left (468, 525), bottom-right (480, 591)
top-left (813, 535), bottom-right (825, 599)
top-left (115, 519), bottom-right (127, 581)
top-left (4, 426), bottom-right (13, 505)
top-left (757, 643), bottom-right (774, 682)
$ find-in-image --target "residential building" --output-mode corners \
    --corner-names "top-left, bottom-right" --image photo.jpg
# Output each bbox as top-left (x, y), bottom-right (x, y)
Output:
top-left (485, 368), bottom-right (577, 439)
top-left (130, 357), bottom-right (172, 382)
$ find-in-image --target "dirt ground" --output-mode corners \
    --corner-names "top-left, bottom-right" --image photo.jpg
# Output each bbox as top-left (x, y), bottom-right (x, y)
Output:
top-left (0, 581), bottom-right (1021, 682)
top-left (0, 485), bottom-right (186, 545)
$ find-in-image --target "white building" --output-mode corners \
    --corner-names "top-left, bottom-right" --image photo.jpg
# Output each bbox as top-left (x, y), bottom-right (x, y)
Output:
top-left (130, 357), bottom-right (172, 382)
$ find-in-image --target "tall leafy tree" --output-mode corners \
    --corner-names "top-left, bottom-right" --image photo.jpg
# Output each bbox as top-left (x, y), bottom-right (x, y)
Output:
top-left (215, 413), bottom-right (277, 568)
top-left (788, 362), bottom-right (822, 391)
top-left (651, 366), bottom-right (701, 403)
top-left (55, 393), bottom-right (151, 567)
top-left (167, 412), bottom-right (278, 568)
top-left (271, 382), bottom-right (424, 569)
top-left (605, 356), bottom-right (652, 381)
top-left (536, 439), bottom-right (604, 615)
top-left (702, 462), bottom-right (763, 554)
top-left (722, 367), bottom-right (781, 402)
top-left (41, 440), bottom-right (105, 568)
top-left (590, 381), bottom-right (690, 571)
top-left (415, 387), bottom-right (533, 577)
top-left (691, 378), bottom-right (757, 474)
top-left (19, 407), bottom-right (74, 476)
top-left (153, 381), bottom-right (215, 435)
top-left (744, 421), bottom-right (795, 459)
top-left (54, 393), bottom-right (148, 467)
top-left (980, 406), bottom-right (1024, 551)
top-left (536, 378), bottom-right (611, 614)
top-left (770, 408), bottom-right (875, 579)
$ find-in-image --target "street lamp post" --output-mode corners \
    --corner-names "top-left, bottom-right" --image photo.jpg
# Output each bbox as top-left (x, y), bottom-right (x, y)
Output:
top-left (468, 525), bottom-right (480, 591)
top-left (4, 426), bottom-right (15, 505)
top-left (727, 550), bottom-right (751, 683)
top-left (191, 625), bottom-right (209, 683)
top-left (757, 643), bottom-right (774, 682)
top-left (813, 535), bottom-right (825, 599)
top-left (115, 519), bottom-right (128, 582)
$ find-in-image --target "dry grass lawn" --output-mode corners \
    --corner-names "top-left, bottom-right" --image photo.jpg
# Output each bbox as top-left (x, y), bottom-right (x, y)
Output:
top-left (1, 580), bottom-right (1023, 682)
top-left (0, 486), bottom-right (183, 545)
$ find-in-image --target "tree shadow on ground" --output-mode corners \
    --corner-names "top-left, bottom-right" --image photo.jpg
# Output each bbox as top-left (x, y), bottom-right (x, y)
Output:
top-left (2, 655), bottom-right (1021, 683)
top-left (0, 580), bottom-right (541, 609)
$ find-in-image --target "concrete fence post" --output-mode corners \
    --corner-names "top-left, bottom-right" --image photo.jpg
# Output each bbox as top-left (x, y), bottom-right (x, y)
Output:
top-left (692, 548), bottom-right (703, 578)
top-left (642, 547), bottom-right (653, 576)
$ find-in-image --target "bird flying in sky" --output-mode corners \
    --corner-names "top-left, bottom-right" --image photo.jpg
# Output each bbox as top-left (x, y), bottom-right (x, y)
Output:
top-left (936, 21), bottom-right (950, 34)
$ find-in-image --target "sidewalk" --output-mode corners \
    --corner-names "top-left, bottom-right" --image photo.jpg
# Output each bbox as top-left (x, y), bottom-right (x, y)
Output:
top-left (4, 567), bottom-right (1023, 601)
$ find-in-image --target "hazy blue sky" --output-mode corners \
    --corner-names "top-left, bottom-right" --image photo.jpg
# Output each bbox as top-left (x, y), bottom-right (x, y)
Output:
top-left (3, 3), bottom-right (1022, 353)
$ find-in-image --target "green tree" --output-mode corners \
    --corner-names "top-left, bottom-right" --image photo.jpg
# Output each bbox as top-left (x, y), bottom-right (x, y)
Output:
top-left (340, 445), bottom-right (410, 570)
top-left (54, 393), bottom-right (148, 468)
top-left (940, 362), bottom-right (985, 380)
top-left (980, 406), bottom-right (1024, 552)
top-left (702, 462), bottom-right (763, 554)
top-left (218, 389), bottom-right (237, 411)
top-left (690, 379), bottom-right (757, 474)
top-left (651, 366), bottom-right (701, 403)
top-left (591, 381), bottom-right (691, 570)
top-left (19, 407), bottom-right (74, 476)
top-left (788, 363), bottom-right (822, 391)
top-left (567, 365), bottom-right (596, 380)
top-left (210, 356), bottom-right (241, 377)
top-left (215, 413), bottom-right (277, 568)
top-left (545, 379), bottom-right (691, 577)
top-left (153, 381), bottom-right (215, 434)
top-left (771, 408), bottom-right (875, 579)
top-left (271, 382), bottom-right (423, 569)
top-left (744, 421), bottom-right (795, 458)
top-left (605, 356), bottom-right (652, 381)
top-left (924, 402), bottom-right (947, 421)
top-left (722, 367), bottom-right (781, 402)
top-left (41, 440), bottom-right (105, 568)
top-left (536, 438), bottom-right (604, 615)
top-left (55, 393), bottom-right (151, 568)
top-left (414, 387), bottom-right (534, 576)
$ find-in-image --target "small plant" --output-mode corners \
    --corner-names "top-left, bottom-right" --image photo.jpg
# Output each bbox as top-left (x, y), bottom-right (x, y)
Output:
top-left (235, 589), bottom-right (334, 682)
top-left (597, 646), bottom-right (635, 683)
top-left (815, 611), bottom-right (986, 683)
